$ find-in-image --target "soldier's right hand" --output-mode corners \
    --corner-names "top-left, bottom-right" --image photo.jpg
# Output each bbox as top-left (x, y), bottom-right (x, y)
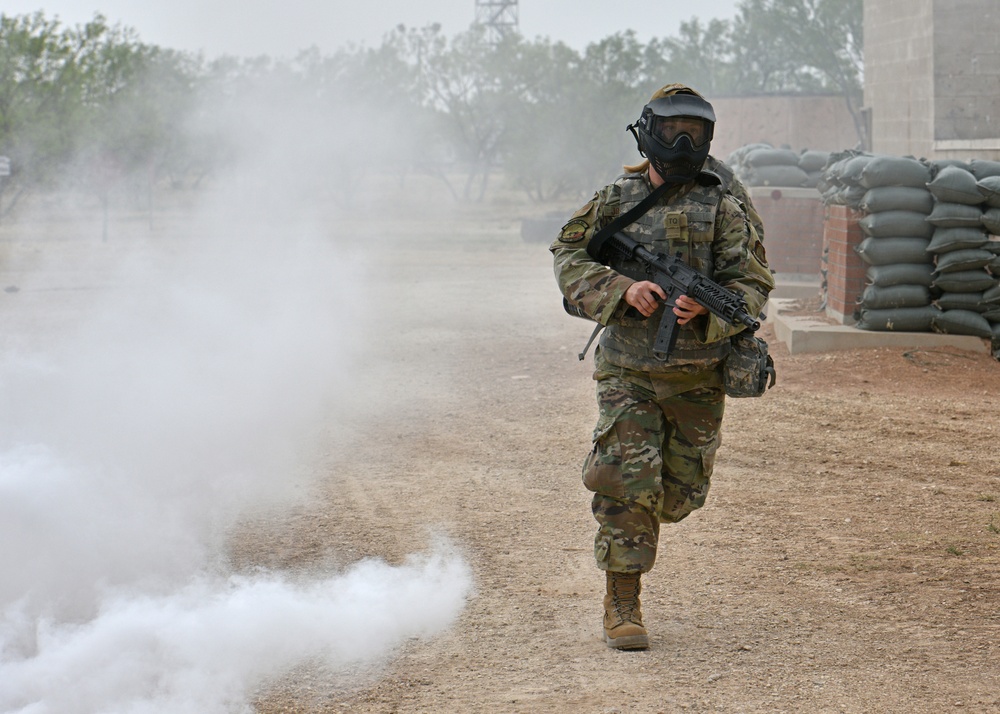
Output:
top-left (624, 281), bottom-right (667, 317)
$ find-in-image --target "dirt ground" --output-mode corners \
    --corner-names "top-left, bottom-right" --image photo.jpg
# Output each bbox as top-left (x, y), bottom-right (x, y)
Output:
top-left (4, 200), bottom-right (1000, 713)
top-left (251, 212), bottom-right (1000, 714)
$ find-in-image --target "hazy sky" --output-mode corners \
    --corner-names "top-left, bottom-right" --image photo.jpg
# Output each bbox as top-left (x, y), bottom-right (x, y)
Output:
top-left (3, 0), bottom-right (743, 57)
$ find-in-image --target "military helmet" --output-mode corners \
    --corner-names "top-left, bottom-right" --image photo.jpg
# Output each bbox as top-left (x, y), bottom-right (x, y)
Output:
top-left (628, 84), bottom-right (716, 183)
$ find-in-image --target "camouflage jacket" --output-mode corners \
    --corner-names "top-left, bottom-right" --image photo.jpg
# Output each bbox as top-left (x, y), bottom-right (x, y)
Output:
top-left (550, 165), bottom-right (774, 378)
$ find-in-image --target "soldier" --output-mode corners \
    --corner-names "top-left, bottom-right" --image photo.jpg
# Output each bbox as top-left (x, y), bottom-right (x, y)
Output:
top-left (550, 84), bottom-right (774, 650)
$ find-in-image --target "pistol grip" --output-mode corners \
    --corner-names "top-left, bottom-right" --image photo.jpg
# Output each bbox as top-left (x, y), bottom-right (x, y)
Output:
top-left (653, 288), bottom-right (680, 357)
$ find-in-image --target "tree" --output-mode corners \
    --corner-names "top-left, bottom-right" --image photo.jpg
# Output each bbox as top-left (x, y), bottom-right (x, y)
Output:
top-left (396, 24), bottom-right (516, 201)
top-left (292, 33), bottom-right (438, 202)
top-left (0, 2), bottom-right (867, 214)
top-left (0, 12), bottom-right (81, 215)
top-left (71, 17), bottom-right (199, 234)
top-left (0, 12), bottom-right (201, 223)
top-left (498, 35), bottom-right (631, 202)
top-left (727, 0), bottom-right (865, 143)
top-left (645, 19), bottom-right (738, 96)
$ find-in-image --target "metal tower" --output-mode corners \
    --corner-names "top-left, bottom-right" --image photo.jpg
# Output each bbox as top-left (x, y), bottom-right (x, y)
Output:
top-left (475, 0), bottom-right (519, 44)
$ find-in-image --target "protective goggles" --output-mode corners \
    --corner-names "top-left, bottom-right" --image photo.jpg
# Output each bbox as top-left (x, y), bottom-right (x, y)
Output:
top-left (651, 116), bottom-right (711, 147)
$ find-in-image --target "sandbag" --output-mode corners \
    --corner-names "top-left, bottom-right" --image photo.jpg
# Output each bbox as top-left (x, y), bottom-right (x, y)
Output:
top-left (803, 171), bottom-right (823, 188)
top-left (981, 207), bottom-right (1000, 234)
top-left (986, 308), bottom-right (1000, 322)
top-left (927, 202), bottom-right (983, 228)
top-left (860, 156), bottom-right (932, 189)
top-left (969, 159), bottom-right (1000, 179)
top-left (860, 187), bottom-right (934, 214)
top-left (859, 211), bottom-right (934, 239)
top-left (747, 165), bottom-right (809, 187)
top-left (927, 165), bottom-right (985, 205)
top-left (926, 227), bottom-right (989, 253)
top-left (799, 150), bottom-right (831, 173)
top-left (934, 248), bottom-right (995, 273)
top-left (860, 284), bottom-right (931, 309)
top-left (832, 153), bottom-right (876, 186)
top-left (855, 237), bottom-right (932, 266)
top-left (933, 159), bottom-right (972, 173)
top-left (991, 255), bottom-right (1000, 272)
top-left (856, 305), bottom-right (939, 332)
top-left (932, 269), bottom-right (997, 293)
top-left (976, 176), bottom-right (1000, 208)
top-left (932, 309), bottom-right (993, 338)
top-left (839, 185), bottom-right (868, 209)
top-left (867, 263), bottom-right (934, 287)
top-left (820, 185), bottom-right (842, 204)
top-left (934, 292), bottom-right (988, 312)
top-left (983, 284), bottom-right (1000, 304)
top-left (746, 147), bottom-right (800, 167)
top-left (728, 143), bottom-right (772, 163)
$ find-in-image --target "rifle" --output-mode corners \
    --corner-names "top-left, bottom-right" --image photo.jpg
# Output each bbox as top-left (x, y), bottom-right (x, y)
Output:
top-left (566, 230), bottom-right (760, 360)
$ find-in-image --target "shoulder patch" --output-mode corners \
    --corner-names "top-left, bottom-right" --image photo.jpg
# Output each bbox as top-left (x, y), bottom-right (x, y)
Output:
top-left (559, 218), bottom-right (589, 243)
top-left (752, 238), bottom-right (768, 265)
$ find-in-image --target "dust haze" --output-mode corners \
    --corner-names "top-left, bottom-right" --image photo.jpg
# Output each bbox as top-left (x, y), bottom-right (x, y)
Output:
top-left (0, 59), bottom-right (473, 712)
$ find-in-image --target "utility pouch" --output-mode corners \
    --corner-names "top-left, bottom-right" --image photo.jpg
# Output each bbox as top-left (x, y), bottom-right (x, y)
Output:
top-left (722, 331), bottom-right (776, 398)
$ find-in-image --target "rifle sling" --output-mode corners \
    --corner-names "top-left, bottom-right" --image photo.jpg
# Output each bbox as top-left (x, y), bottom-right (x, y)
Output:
top-left (586, 180), bottom-right (675, 263)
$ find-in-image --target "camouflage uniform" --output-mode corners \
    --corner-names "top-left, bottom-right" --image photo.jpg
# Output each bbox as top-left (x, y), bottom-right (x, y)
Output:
top-left (551, 164), bottom-right (774, 575)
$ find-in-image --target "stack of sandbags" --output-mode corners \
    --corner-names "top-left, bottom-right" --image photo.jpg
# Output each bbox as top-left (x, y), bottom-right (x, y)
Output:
top-left (726, 143), bottom-right (773, 185)
top-left (853, 156), bottom-right (939, 331)
top-left (817, 151), bottom-right (874, 307)
top-left (817, 151), bottom-right (875, 208)
top-left (923, 163), bottom-right (997, 340)
top-left (798, 150), bottom-right (832, 188)
top-left (972, 162), bottom-right (1000, 354)
top-left (726, 144), bottom-right (810, 187)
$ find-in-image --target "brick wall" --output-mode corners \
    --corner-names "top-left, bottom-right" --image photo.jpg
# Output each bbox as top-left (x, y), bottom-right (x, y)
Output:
top-left (749, 187), bottom-right (825, 279)
top-left (823, 205), bottom-right (867, 324)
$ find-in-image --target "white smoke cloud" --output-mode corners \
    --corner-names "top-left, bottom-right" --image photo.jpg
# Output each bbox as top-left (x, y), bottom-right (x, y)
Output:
top-left (0, 69), bottom-right (472, 711)
top-left (0, 550), bottom-right (471, 714)
top-left (0, 204), bottom-right (366, 618)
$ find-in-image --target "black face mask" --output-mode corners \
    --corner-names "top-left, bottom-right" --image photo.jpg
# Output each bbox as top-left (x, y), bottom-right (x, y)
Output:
top-left (627, 94), bottom-right (716, 183)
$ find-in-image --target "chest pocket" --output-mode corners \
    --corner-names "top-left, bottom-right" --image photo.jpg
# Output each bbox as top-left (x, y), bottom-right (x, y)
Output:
top-left (684, 211), bottom-right (715, 242)
top-left (664, 212), bottom-right (687, 242)
top-left (660, 210), bottom-right (714, 265)
top-left (676, 209), bottom-right (716, 276)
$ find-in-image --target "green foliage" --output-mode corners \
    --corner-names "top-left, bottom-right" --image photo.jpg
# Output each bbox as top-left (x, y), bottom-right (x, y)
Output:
top-left (501, 33), bottom-right (637, 201)
top-left (0, 12), bottom-right (82, 200)
top-left (0, 12), bottom-right (202, 215)
top-left (650, 19), bottom-right (738, 96)
top-left (0, 0), bottom-right (864, 211)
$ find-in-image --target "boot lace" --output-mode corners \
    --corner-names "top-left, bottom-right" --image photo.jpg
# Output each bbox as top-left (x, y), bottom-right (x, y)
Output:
top-left (611, 574), bottom-right (641, 624)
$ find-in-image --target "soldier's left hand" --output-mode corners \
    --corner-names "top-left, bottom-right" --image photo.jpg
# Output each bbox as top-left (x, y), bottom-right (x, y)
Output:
top-left (673, 295), bottom-right (709, 325)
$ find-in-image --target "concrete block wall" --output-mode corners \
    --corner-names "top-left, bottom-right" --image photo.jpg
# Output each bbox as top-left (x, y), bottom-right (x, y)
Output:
top-left (865, 0), bottom-right (1000, 160)
top-left (749, 187), bottom-right (825, 279)
top-left (933, 0), bottom-right (1000, 146)
top-left (823, 205), bottom-right (866, 324)
top-left (864, 0), bottom-right (936, 158)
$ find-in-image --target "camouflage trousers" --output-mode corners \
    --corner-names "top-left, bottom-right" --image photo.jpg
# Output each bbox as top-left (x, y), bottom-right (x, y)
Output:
top-left (582, 371), bottom-right (725, 574)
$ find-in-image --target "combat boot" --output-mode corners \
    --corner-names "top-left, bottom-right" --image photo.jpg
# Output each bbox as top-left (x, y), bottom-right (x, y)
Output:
top-left (602, 571), bottom-right (649, 650)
